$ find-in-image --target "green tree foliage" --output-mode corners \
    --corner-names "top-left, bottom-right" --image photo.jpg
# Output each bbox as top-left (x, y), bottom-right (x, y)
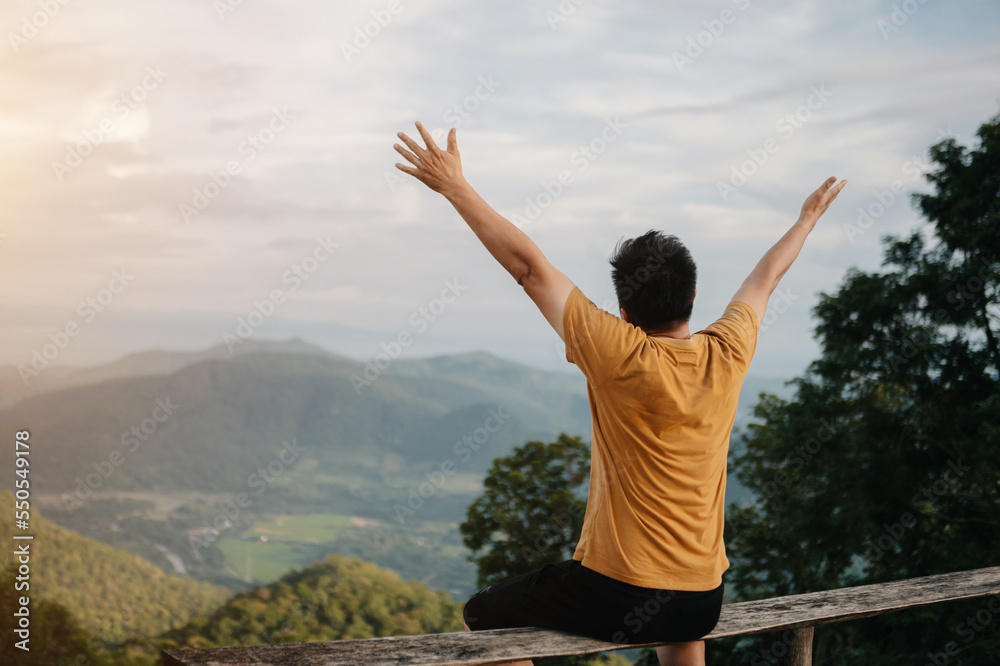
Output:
top-left (3, 553), bottom-right (465, 666)
top-left (0, 492), bottom-right (229, 643)
top-left (460, 434), bottom-right (608, 666)
top-left (158, 554), bottom-right (463, 649)
top-left (460, 434), bottom-right (590, 588)
top-left (0, 564), bottom-right (110, 666)
top-left (719, 113), bottom-right (1000, 665)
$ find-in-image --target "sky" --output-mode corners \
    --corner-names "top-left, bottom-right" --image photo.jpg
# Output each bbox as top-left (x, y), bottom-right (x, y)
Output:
top-left (1, 0), bottom-right (998, 387)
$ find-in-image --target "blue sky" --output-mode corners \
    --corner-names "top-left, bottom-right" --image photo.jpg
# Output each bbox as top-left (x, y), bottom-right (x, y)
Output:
top-left (0, 0), bottom-right (998, 385)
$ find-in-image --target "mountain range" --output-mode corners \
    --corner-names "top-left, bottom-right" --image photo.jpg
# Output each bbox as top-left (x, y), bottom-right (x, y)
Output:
top-left (0, 339), bottom-right (791, 598)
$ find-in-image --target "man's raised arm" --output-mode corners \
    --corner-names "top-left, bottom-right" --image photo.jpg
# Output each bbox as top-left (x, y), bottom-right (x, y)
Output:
top-left (731, 177), bottom-right (848, 323)
top-left (394, 121), bottom-right (575, 340)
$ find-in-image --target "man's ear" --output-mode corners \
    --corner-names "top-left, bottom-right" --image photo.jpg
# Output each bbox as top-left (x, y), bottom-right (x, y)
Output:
top-left (620, 308), bottom-right (630, 323)
top-left (693, 288), bottom-right (697, 303)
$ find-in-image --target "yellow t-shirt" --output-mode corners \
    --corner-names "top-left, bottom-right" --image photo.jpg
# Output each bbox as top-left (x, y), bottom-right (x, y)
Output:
top-left (563, 285), bottom-right (759, 591)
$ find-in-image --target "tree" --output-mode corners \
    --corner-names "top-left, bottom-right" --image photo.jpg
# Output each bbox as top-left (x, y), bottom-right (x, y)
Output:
top-left (0, 564), bottom-right (110, 666)
top-left (461, 434), bottom-right (599, 666)
top-left (460, 433), bottom-right (591, 589)
top-left (718, 112), bottom-right (1000, 665)
top-left (160, 554), bottom-right (463, 648)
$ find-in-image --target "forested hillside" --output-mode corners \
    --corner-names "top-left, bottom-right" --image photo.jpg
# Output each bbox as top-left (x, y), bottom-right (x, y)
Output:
top-left (161, 554), bottom-right (463, 650)
top-left (0, 349), bottom-right (589, 499)
top-left (2, 551), bottom-right (466, 666)
top-left (0, 492), bottom-right (229, 642)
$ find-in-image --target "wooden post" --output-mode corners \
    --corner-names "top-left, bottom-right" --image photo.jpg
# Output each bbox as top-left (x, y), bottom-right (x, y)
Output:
top-left (778, 626), bottom-right (813, 666)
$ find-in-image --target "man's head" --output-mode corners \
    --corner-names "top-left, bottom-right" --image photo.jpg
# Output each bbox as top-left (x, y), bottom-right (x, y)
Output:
top-left (610, 230), bottom-right (697, 331)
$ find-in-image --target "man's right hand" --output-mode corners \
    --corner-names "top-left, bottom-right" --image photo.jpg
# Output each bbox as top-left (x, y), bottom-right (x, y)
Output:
top-left (799, 176), bottom-right (848, 222)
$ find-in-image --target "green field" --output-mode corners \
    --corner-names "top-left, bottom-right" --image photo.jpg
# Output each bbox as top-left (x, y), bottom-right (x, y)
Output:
top-left (219, 512), bottom-right (478, 596)
top-left (221, 512), bottom-right (358, 583)
top-left (219, 539), bottom-right (329, 583)
top-left (246, 513), bottom-right (355, 542)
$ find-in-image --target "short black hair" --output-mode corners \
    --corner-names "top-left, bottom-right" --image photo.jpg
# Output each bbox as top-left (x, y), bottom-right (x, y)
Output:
top-left (609, 230), bottom-right (697, 331)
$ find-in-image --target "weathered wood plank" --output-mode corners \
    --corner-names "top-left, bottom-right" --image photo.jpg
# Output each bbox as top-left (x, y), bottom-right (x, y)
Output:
top-left (705, 565), bottom-right (1000, 638)
top-left (162, 566), bottom-right (1000, 666)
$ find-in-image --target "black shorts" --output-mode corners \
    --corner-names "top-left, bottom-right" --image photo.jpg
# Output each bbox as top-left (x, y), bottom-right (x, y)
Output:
top-left (463, 560), bottom-right (723, 645)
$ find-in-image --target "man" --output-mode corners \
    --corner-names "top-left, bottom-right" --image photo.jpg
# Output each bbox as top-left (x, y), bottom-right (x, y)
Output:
top-left (393, 121), bottom-right (846, 666)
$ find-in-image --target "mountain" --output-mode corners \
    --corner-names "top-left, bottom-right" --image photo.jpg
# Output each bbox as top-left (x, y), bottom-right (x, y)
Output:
top-left (0, 344), bottom-right (592, 598)
top-left (0, 491), bottom-right (229, 643)
top-left (0, 338), bottom-right (337, 410)
top-left (0, 340), bottom-right (787, 599)
top-left (388, 350), bottom-right (585, 394)
top-left (0, 348), bottom-right (590, 515)
top-left (0, 339), bottom-right (785, 513)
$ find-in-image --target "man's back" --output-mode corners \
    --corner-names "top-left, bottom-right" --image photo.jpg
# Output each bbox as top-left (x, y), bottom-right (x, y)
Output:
top-left (563, 286), bottom-right (759, 591)
top-left (391, 123), bottom-right (846, 661)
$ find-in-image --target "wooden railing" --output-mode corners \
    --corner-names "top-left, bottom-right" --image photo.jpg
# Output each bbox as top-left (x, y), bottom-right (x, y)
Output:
top-left (162, 566), bottom-right (1000, 666)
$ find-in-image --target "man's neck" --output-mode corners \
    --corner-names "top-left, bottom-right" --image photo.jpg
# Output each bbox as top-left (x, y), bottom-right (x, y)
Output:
top-left (645, 324), bottom-right (692, 340)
